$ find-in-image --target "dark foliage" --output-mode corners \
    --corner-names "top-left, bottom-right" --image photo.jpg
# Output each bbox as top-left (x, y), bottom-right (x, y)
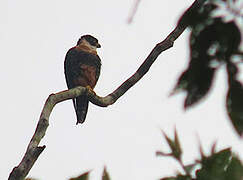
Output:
top-left (172, 1), bottom-right (243, 135)
top-left (226, 62), bottom-right (243, 135)
top-left (157, 130), bottom-right (243, 180)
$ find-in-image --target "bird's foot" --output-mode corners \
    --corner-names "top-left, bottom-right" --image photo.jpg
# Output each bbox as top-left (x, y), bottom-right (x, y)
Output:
top-left (86, 85), bottom-right (96, 95)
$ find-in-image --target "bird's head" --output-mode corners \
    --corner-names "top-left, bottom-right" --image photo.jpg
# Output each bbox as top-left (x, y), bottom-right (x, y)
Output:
top-left (77, 35), bottom-right (101, 51)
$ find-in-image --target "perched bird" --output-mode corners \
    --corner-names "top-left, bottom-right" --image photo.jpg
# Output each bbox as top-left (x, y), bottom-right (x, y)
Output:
top-left (64, 35), bottom-right (101, 124)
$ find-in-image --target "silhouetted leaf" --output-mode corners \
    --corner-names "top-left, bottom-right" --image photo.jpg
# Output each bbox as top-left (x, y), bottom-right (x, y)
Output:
top-left (225, 156), bottom-right (243, 180)
top-left (190, 18), bottom-right (241, 63)
top-left (172, 59), bottom-right (216, 108)
top-left (69, 171), bottom-right (89, 180)
top-left (173, 129), bottom-right (182, 161)
top-left (210, 141), bottom-right (217, 154)
top-left (226, 78), bottom-right (243, 136)
top-left (102, 167), bottom-right (111, 180)
top-left (160, 130), bottom-right (182, 161)
top-left (196, 148), bottom-right (232, 180)
top-left (185, 66), bottom-right (215, 108)
top-left (174, 129), bottom-right (181, 152)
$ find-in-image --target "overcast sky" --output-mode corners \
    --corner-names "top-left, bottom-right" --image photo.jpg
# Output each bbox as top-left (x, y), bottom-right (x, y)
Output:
top-left (1, 0), bottom-right (243, 180)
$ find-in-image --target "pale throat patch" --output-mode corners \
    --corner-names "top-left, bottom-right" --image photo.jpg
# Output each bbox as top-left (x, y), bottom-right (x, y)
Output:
top-left (76, 39), bottom-right (98, 55)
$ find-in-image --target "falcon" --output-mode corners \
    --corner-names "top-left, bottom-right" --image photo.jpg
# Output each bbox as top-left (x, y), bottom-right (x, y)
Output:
top-left (64, 35), bottom-right (101, 124)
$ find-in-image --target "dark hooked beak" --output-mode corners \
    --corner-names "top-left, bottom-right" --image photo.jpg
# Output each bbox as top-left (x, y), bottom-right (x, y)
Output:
top-left (97, 43), bottom-right (101, 48)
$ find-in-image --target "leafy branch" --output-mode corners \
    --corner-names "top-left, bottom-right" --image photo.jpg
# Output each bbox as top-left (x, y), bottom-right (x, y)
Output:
top-left (157, 130), bottom-right (243, 180)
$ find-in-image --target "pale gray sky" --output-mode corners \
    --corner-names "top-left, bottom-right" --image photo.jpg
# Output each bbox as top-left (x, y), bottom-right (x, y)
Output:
top-left (1, 0), bottom-right (243, 180)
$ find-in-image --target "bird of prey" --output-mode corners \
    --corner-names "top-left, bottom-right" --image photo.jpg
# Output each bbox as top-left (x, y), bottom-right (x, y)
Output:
top-left (64, 35), bottom-right (101, 124)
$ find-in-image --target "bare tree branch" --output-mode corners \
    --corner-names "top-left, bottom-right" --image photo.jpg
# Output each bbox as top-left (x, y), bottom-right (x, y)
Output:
top-left (8, 0), bottom-right (206, 179)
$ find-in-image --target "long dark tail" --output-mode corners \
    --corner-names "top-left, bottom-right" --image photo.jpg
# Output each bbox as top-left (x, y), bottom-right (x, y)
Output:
top-left (73, 95), bottom-right (89, 124)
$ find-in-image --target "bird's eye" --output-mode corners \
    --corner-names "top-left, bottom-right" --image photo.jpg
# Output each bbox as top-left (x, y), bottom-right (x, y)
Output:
top-left (91, 40), bottom-right (97, 46)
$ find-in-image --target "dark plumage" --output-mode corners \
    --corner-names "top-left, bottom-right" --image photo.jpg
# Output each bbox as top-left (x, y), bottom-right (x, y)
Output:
top-left (64, 35), bottom-right (101, 124)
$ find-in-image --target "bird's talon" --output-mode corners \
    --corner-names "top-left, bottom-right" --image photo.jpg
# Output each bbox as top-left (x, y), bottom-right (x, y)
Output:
top-left (86, 85), bottom-right (96, 95)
